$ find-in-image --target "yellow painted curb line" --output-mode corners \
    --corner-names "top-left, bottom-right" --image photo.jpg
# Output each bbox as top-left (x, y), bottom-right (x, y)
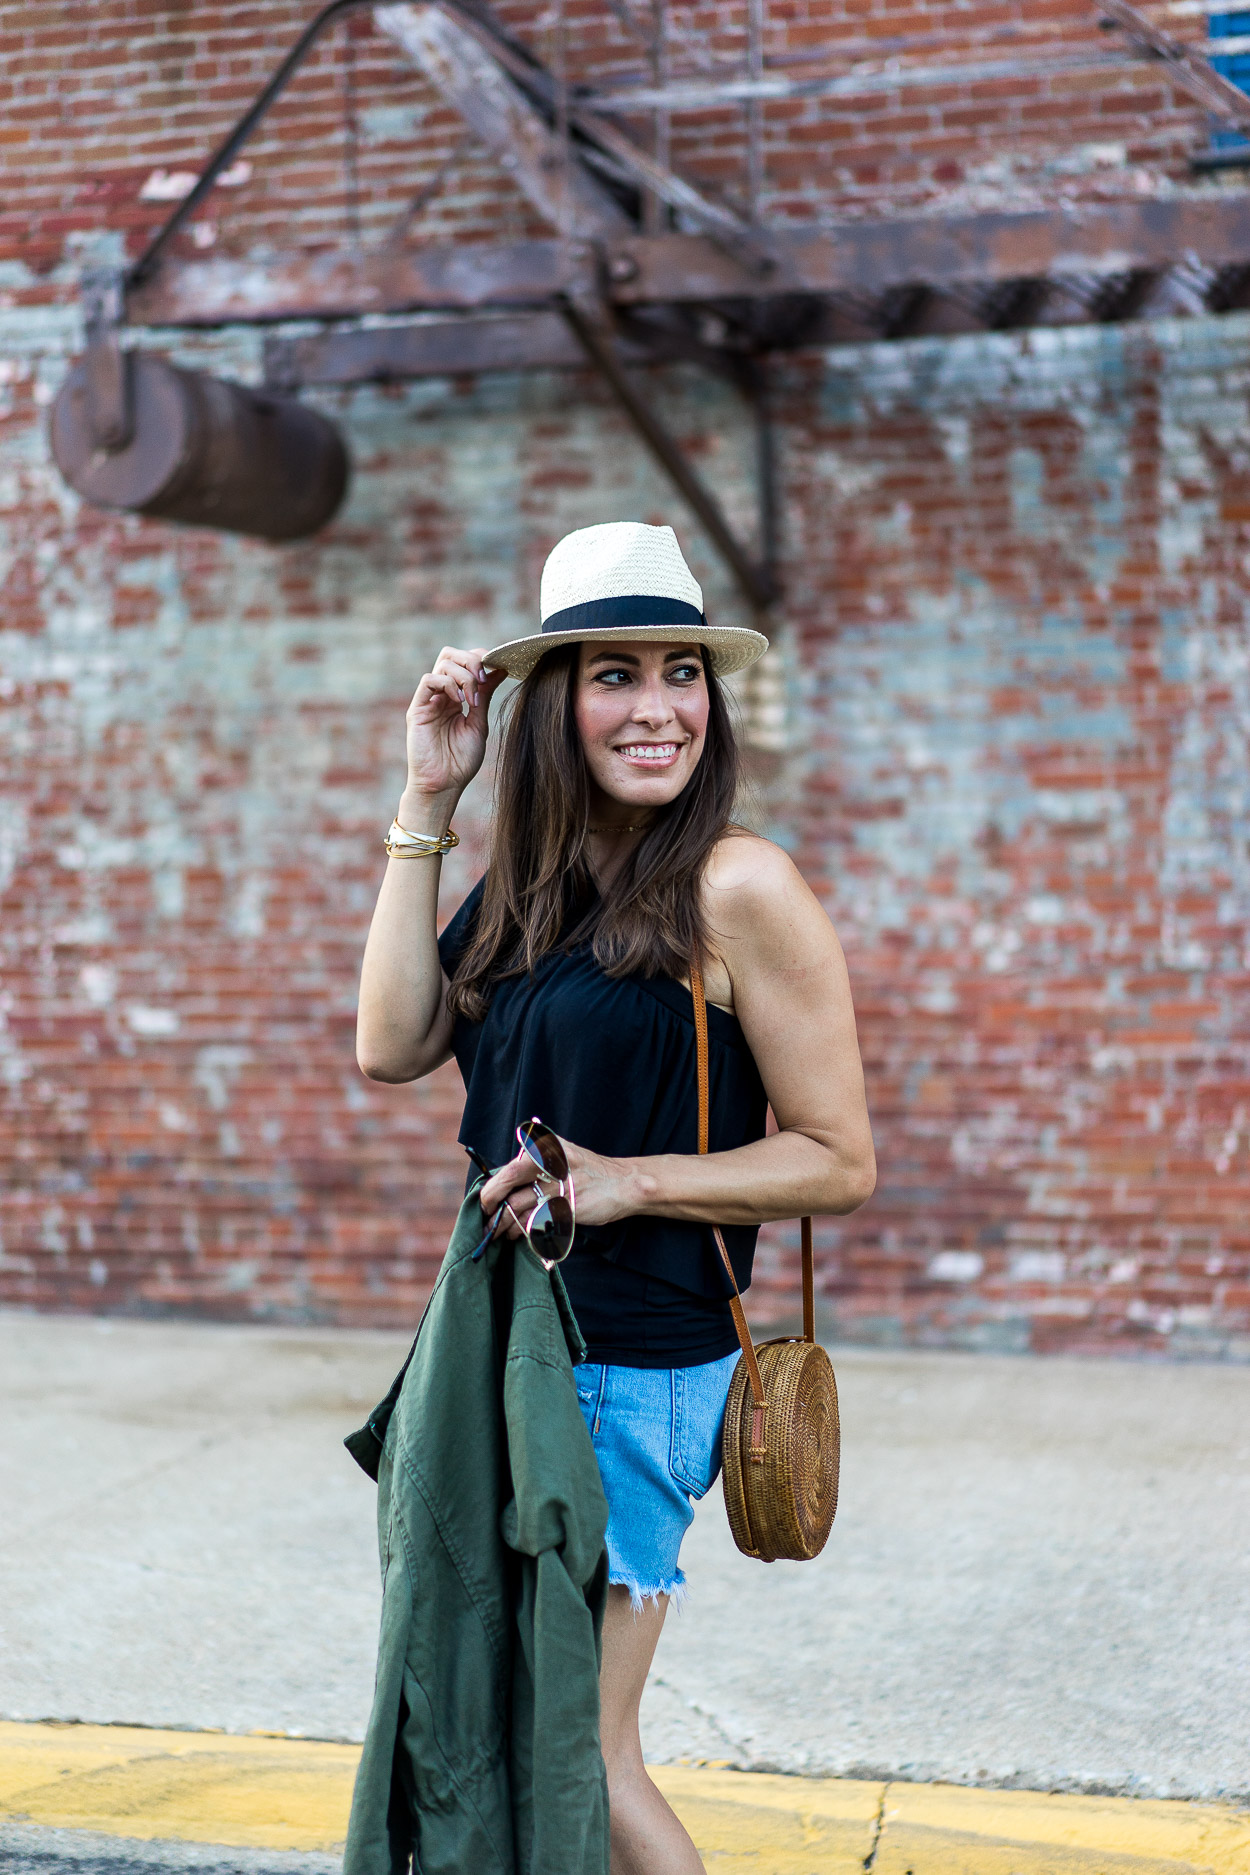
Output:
top-left (0, 1721), bottom-right (357, 1854)
top-left (649, 1768), bottom-right (1250, 1873)
top-left (1, 1721), bottom-right (1247, 1872)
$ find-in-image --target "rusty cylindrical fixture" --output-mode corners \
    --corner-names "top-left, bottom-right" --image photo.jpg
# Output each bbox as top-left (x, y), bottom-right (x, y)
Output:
top-left (50, 348), bottom-right (349, 541)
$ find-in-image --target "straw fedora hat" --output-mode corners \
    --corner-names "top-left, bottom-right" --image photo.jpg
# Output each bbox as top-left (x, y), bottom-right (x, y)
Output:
top-left (484, 522), bottom-right (769, 679)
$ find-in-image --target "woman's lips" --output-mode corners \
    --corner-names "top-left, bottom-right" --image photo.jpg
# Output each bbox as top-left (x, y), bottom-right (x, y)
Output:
top-left (615, 742), bottom-right (681, 766)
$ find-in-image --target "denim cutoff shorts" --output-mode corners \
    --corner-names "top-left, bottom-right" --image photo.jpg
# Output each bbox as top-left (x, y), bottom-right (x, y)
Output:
top-left (573, 1350), bottom-right (739, 1609)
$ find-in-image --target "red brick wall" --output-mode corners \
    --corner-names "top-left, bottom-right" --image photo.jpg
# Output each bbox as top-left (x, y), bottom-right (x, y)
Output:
top-left (768, 325), bottom-right (1250, 1357)
top-left (2, 2), bottom-right (1248, 1355)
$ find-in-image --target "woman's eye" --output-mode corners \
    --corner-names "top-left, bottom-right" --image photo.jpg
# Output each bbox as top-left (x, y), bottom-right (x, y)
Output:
top-left (596, 669), bottom-right (631, 686)
top-left (669, 664), bottom-right (700, 683)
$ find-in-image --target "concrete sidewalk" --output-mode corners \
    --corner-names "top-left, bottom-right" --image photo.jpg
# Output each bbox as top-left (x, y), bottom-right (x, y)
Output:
top-left (0, 1308), bottom-right (1247, 1812)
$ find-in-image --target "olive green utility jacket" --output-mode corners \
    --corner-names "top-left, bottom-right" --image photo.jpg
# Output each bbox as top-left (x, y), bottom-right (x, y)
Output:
top-left (343, 1186), bottom-right (610, 1875)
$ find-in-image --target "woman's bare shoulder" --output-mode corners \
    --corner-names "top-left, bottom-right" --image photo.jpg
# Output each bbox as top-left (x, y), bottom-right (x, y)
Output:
top-left (700, 832), bottom-right (847, 1014)
top-left (704, 827), bottom-right (813, 914)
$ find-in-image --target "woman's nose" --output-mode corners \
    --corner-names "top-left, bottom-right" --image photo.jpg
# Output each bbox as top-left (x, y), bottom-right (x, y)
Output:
top-left (631, 681), bottom-right (673, 726)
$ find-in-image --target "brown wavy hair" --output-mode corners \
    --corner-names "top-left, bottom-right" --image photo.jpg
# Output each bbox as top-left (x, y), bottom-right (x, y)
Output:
top-left (446, 641), bottom-right (741, 1021)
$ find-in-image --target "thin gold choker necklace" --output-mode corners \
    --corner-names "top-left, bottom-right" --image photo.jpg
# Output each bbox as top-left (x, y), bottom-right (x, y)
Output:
top-left (588, 822), bottom-right (651, 835)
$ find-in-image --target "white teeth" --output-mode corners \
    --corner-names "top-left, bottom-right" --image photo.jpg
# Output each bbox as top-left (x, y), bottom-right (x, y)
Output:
top-left (620, 744), bottom-right (676, 760)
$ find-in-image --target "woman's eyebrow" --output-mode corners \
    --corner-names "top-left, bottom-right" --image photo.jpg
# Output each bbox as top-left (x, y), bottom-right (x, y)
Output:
top-left (585, 646), bottom-right (699, 668)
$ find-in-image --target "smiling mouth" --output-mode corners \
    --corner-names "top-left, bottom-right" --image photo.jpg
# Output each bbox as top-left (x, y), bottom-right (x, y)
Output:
top-left (617, 742), bottom-right (681, 764)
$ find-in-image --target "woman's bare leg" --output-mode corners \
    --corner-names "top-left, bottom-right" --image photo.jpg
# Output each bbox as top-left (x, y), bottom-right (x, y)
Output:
top-left (598, 1584), bottom-right (704, 1875)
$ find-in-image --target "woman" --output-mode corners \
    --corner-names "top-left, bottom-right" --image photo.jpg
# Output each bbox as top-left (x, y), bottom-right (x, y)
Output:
top-left (356, 521), bottom-right (875, 1875)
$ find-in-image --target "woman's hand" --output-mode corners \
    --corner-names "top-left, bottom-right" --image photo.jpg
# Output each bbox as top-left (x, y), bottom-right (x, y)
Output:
top-left (401, 645), bottom-right (506, 810)
top-left (479, 1138), bottom-right (638, 1239)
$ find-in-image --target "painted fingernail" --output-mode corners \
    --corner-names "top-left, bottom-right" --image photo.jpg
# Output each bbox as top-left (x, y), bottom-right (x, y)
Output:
top-left (478, 666), bottom-right (488, 681)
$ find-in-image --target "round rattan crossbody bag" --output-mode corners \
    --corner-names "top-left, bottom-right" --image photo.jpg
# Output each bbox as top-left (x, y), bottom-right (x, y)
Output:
top-left (690, 957), bottom-right (841, 1563)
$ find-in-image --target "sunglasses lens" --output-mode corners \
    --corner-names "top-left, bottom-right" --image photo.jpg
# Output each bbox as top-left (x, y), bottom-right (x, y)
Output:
top-left (526, 1195), bottom-right (574, 1264)
top-left (518, 1119), bottom-right (568, 1181)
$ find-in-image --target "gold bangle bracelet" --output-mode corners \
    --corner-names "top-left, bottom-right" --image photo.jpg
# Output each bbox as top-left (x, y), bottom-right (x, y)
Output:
top-left (384, 819), bottom-right (460, 857)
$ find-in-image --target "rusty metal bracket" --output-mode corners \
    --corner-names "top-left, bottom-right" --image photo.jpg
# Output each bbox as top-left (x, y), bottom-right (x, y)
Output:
top-left (562, 291), bottom-right (777, 613)
top-left (81, 269), bottom-right (134, 452)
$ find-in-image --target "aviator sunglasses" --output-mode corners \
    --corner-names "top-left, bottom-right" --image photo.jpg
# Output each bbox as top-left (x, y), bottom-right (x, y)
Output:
top-left (467, 1118), bottom-right (575, 1269)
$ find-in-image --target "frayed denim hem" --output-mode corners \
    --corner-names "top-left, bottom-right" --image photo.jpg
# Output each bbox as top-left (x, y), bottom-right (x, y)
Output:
top-left (611, 1569), bottom-right (688, 1615)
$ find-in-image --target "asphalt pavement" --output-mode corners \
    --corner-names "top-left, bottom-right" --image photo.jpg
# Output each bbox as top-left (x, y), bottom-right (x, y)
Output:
top-left (0, 1823), bottom-right (339, 1875)
top-left (1, 1307), bottom-right (1247, 1812)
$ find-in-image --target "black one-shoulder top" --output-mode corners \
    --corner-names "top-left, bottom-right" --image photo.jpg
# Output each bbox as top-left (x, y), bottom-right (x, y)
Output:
top-left (437, 879), bottom-right (768, 1367)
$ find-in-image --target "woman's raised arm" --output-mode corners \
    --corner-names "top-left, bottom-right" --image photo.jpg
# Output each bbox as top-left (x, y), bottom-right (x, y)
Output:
top-left (356, 647), bottom-right (504, 1084)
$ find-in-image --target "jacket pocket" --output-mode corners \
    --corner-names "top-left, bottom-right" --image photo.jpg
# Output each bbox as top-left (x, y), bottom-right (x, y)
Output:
top-left (668, 1361), bottom-right (732, 1499)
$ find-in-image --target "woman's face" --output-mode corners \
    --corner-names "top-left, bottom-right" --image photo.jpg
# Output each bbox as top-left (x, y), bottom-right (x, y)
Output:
top-left (573, 640), bottom-right (709, 811)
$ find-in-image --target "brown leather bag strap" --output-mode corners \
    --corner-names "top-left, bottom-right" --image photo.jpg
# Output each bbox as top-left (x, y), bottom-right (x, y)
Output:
top-left (692, 950), bottom-right (711, 1156)
top-left (690, 954), bottom-right (767, 1410)
top-left (689, 954), bottom-right (818, 1372)
top-left (802, 1215), bottom-right (815, 1344)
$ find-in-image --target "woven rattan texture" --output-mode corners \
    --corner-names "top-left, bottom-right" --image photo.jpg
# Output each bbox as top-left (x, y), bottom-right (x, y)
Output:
top-left (722, 1340), bottom-right (840, 1562)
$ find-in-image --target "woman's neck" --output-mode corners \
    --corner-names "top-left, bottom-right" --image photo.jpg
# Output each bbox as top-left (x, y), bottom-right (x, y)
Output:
top-left (584, 791), bottom-right (656, 836)
top-left (582, 786), bottom-right (661, 887)
top-left (586, 825), bottom-right (640, 891)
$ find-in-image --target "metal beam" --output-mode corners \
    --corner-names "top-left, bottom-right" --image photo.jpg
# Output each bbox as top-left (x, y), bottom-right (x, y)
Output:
top-left (262, 309), bottom-right (654, 384)
top-left (127, 197), bottom-right (1250, 328)
top-left (578, 47), bottom-right (1139, 112)
top-left (374, 3), bottom-right (629, 236)
top-left (431, 0), bottom-right (773, 268)
top-left (561, 297), bottom-right (776, 612)
top-left (1097, 0), bottom-right (1250, 131)
top-left (605, 198), bottom-right (1250, 303)
top-left (576, 8), bottom-right (1250, 128)
top-left (127, 239), bottom-right (582, 326)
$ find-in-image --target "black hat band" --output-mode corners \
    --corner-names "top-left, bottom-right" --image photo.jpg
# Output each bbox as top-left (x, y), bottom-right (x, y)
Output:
top-left (541, 595), bottom-right (705, 636)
